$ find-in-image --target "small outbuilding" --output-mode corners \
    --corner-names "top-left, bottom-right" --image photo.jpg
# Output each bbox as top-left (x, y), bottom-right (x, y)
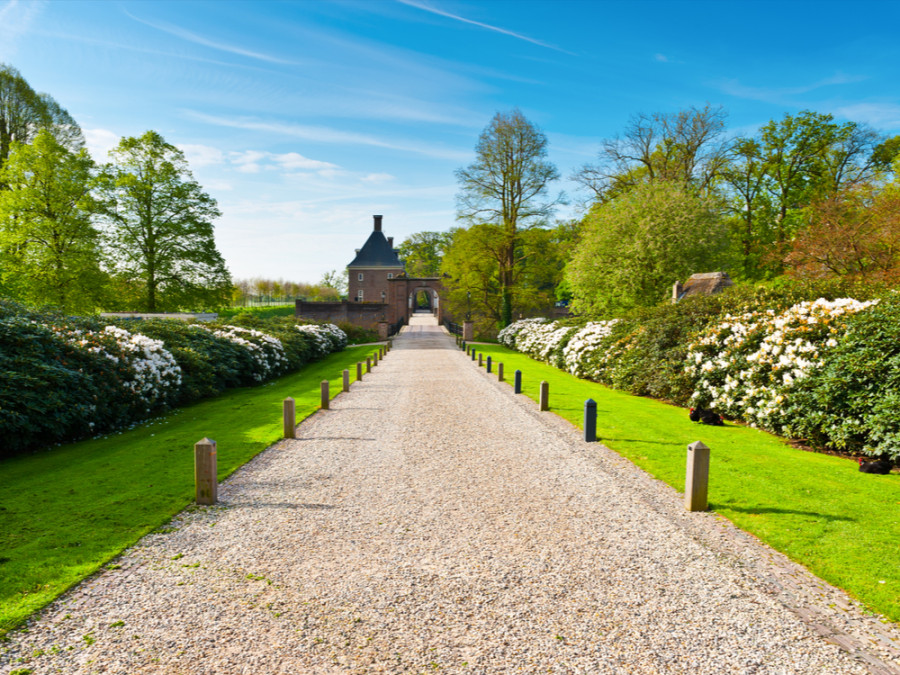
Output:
top-left (672, 272), bottom-right (734, 303)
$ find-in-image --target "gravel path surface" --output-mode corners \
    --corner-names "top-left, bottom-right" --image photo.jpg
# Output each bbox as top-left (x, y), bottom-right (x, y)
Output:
top-left (3, 315), bottom-right (899, 674)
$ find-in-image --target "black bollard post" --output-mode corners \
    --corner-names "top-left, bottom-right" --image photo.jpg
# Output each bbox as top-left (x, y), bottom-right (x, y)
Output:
top-left (514, 369), bottom-right (522, 394)
top-left (471, 349), bottom-right (476, 361)
top-left (486, 356), bottom-right (492, 373)
top-left (584, 399), bottom-right (597, 442)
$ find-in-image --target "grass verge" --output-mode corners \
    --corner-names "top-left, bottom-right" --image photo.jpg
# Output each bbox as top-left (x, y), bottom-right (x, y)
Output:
top-left (473, 344), bottom-right (900, 623)
top-left (0, 345), bottom-right (377, 637)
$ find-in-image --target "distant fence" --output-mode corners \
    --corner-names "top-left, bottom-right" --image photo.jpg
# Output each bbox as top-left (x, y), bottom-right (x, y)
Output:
top-left (444, 321), bottom-right (462, 335)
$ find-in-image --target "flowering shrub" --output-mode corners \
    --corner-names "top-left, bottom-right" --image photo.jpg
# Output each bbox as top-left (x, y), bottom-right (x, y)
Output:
top-left (561, 321), bottom-right (620, 378)
top-left (498, 318), bottom-right (549, 348)
top-left (295, 322), bottom-right (348, 358)
top-left (212, 325), bottom-right (289, 382)
top-left (0, 299), bottom-right (348, 455)
top-left (685, 298), bottom-right (878, 433)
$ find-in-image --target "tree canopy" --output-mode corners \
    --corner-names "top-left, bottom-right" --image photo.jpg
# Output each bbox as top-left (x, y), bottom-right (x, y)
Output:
top-left (97, 131), bottom-right (231, 312)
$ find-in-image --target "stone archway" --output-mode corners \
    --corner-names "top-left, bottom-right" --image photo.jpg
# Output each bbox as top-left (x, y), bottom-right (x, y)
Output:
top-left (387, 276), bottom-right (445, 325)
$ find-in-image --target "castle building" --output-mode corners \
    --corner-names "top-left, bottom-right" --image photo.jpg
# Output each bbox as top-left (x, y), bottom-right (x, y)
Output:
top-left (347, 215), bottom-right (404, 305)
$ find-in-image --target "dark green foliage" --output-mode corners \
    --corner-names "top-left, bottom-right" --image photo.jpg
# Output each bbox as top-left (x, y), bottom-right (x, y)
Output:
top-left (788, 293), bottom-right (900, 460)
top-left (335, 322), bottom-right (380, 345)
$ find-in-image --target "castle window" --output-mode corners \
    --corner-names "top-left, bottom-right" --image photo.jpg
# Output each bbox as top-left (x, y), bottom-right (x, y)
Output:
top-left (356, 289), bottom-right (364, 301)
top-left (387, 273), bottom-right (393, 279)
top-left (358, 273), bottom-right (364, 281)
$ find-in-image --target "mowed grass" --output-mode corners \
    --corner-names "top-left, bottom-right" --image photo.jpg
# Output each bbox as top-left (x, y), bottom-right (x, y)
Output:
top-left (0, 345), bottom-right (376, 636)
top-left (472, 344), bottom-right (900, 623)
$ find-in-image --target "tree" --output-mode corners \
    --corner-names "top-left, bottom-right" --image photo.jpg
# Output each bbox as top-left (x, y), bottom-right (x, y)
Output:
top-left (97, 131), bottom-right (231, 311)
top-left (397, 231), bottom-right (450, 277)
top-left (0, 64), bottom-right (83, 176)
top-left (0, 129), bottom-right (106, 312)
top-left (784, 168), bottom-right (900, 280)
top-left (320, 269), bottom-right (348, 297)
top-left (455, 109), bottom-right (562, 327)
top-left (574, 104), bottom-right (729, 202)
top-left (565, 181), bottom-right (733, 317)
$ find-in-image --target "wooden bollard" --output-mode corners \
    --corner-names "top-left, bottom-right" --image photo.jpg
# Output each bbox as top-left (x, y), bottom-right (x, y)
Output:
top-left (194, 438), bottom-right (217, 505)
top-left (366, 357), bottom-right (372, 373)
top-left (357, 361), bottom-right (363, 381)
top-left (498, 362), bottom-right (504, 382)
top-left (342, 369), bottom-right (350, 392)
top-left (584, 399), bottom-right (597, 442)
top-left (486, 356), bottom-right (492, 373)
top-left (321, 380), bottom-right (330, 410)
top-left (685, 441), bottom-right (710, 512)
top-left (478, 353), bottom-right (483, 367)
top-left (283, 397), bottom-right (296, 439)
top-left (374, 352), bottom-right (379, 366)
top-left (514, 370), bottom-right (522, 394)
top-left (539, 381), bottom-right (549, 411)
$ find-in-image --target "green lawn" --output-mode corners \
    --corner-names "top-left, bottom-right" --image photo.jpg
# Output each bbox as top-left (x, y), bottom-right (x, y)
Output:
top-left (472, 344), bottom-right (900, 623)
top-left (0, 345), bottom-right (377, 636)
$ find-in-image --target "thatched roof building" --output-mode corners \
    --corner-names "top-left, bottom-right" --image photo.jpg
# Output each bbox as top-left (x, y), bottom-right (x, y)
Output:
top-left (673, 272), bottom-right (734, 302)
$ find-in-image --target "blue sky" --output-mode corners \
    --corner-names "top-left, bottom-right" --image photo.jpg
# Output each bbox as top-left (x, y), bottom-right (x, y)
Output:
top-left (2, 0), bottom-right (899, 281)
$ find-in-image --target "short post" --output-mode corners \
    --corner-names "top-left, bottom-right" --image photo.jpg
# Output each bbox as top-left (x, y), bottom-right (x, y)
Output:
top-left (366, 357), bottom-right (372, 373)
top-left (465, 345), bottom-right (470, 355)
top-left (461, 340), bottom-right (466, 351)
top-left (320, 380), bottom-right (330, 410)
top-left (388, 339), bottom-right (393, 350)
top-left (381, 346), bottom-right (386, 359)
top-left (539, 381), bottom-right (549, 411)
top-left (373, 351), bottom-right (378, 366)
top-left (486, 356), bottom-right (492, 373)
top-left (283, 397), bottom-right (296, 439)
top-left (342, 369), bottom-right (350, 392)
top-left (194, 438), bottom-right (217, 505)
top-left (471, 349), bottom-right (476, 361)
top-left (584, 399), bottom-right (597, 442)
top-left (514, 369), bottom-right (522, 394)
top-left (478, 353), bottom-right (483, 367)
top-left (498, 362), bottom-right (504, 382)
top-left (357, 361), bottom-right (363, 381)
top-left (685, 441), bottom-right (710, 512)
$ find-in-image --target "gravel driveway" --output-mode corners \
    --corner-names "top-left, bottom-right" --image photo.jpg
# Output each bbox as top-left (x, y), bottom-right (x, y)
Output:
top-left (2, 315), bottom-right (898, 674)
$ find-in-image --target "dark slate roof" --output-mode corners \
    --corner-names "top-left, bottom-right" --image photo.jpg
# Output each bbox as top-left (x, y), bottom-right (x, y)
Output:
top-left (347, 230), bottom-right (404, 269)
top-left (679, 272), bottom-right (733, 300)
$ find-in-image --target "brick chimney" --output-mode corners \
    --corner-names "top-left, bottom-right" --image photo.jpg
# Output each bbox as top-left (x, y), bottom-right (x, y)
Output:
top-left (387, 237), bottom-right (393, 247)
top-left (373, 215), bottom-right (383, 232)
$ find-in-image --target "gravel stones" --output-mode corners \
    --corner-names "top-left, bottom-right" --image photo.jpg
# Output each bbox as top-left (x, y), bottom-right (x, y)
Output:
top-left (1, 316), bottom-right (897, 674)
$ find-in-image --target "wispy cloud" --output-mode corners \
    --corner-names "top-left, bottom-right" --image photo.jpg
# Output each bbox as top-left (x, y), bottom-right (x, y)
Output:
top-left (833, 103), bottom-right (900, 130)
top-left (397, 0), bottom-right (574, 55)
top-left (717, 72), bottom-right (868, 103)
top-left (185, 110), bottom-right (470, 161)
top-left (654, 53), bottom-right (669, 63)
top-left (124, 10), bottom-right (298, 65)
top-left (83, 128), bottom-right (121, 162)
top-left (361, 173), bottom-right (396, 184)
top-left (0, 0), bottom-right (44, 58)
top-left (229, 150), bottom-right (339, 174)
top-left (180, 144), bottom-right (226, 167)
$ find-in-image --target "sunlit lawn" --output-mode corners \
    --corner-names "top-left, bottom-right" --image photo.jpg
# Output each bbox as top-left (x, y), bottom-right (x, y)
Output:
top-left (0, 345), bottom-right (376, 636)
top-left (473, 343), bottom-right (900, 623)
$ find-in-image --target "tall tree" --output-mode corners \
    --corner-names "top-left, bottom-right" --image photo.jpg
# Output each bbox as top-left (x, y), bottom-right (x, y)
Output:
top-left (574, 104), bottom-right (729, 202)
top-left (97, 131), bottom-right (231, 312)
top-left (455, 109), bottom-right (562, 327)
top-left (0, 129), bottom-right (105, 311)
top-left (0, 64), bottom-right (83, 176)
top-left (397, 231), bottom-right (451, 277)
top-left (565, 181), bottom-right (733, 317)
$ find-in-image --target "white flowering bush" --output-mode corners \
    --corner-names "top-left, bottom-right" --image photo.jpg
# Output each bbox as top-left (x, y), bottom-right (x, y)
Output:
top-left (213, 325), bottom-right (289, 382)
top-left (561, 321), bottom-right (620, 379)
top-left (101, 326), bottom-right (183, 410)
top-left (295, 322), bottom-right (348, 358)
top-left (685, 298), bottom-right (878, 432)
top-left (498, 318), bottom-right (549, 348)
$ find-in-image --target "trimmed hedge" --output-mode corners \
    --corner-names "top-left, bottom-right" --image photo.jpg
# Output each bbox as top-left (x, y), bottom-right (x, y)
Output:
top-left (0, 300), bottom-right (350, 456)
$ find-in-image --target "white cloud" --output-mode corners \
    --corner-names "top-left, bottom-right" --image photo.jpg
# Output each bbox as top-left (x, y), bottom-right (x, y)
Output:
top-left (717, 72), bottom-right (869, 103)
top-left (83, 128), bottom-right (120, 162)
top-left (124, 10), bottom-right (298, 65)
top-left (187, 111), bottom-right (471, 161)
top-left (833, 103), bottom-right (900, 130)
top-left (397, 0), bottom-right (574, 55)
top-left (361, 172), bottom-right (396, 183)
top-left (180, 143), bottom-right (225, 167)
top-left (654, 53), bottom-right (668, 63)
top-left (0, 0), bottom-right (44, 58)
top-left (228, 150), bottom-right (339, 175)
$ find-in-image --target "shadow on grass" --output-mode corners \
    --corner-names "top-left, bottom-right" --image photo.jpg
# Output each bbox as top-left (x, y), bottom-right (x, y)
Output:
top-left (718, 504), bottom-right (855, 522)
